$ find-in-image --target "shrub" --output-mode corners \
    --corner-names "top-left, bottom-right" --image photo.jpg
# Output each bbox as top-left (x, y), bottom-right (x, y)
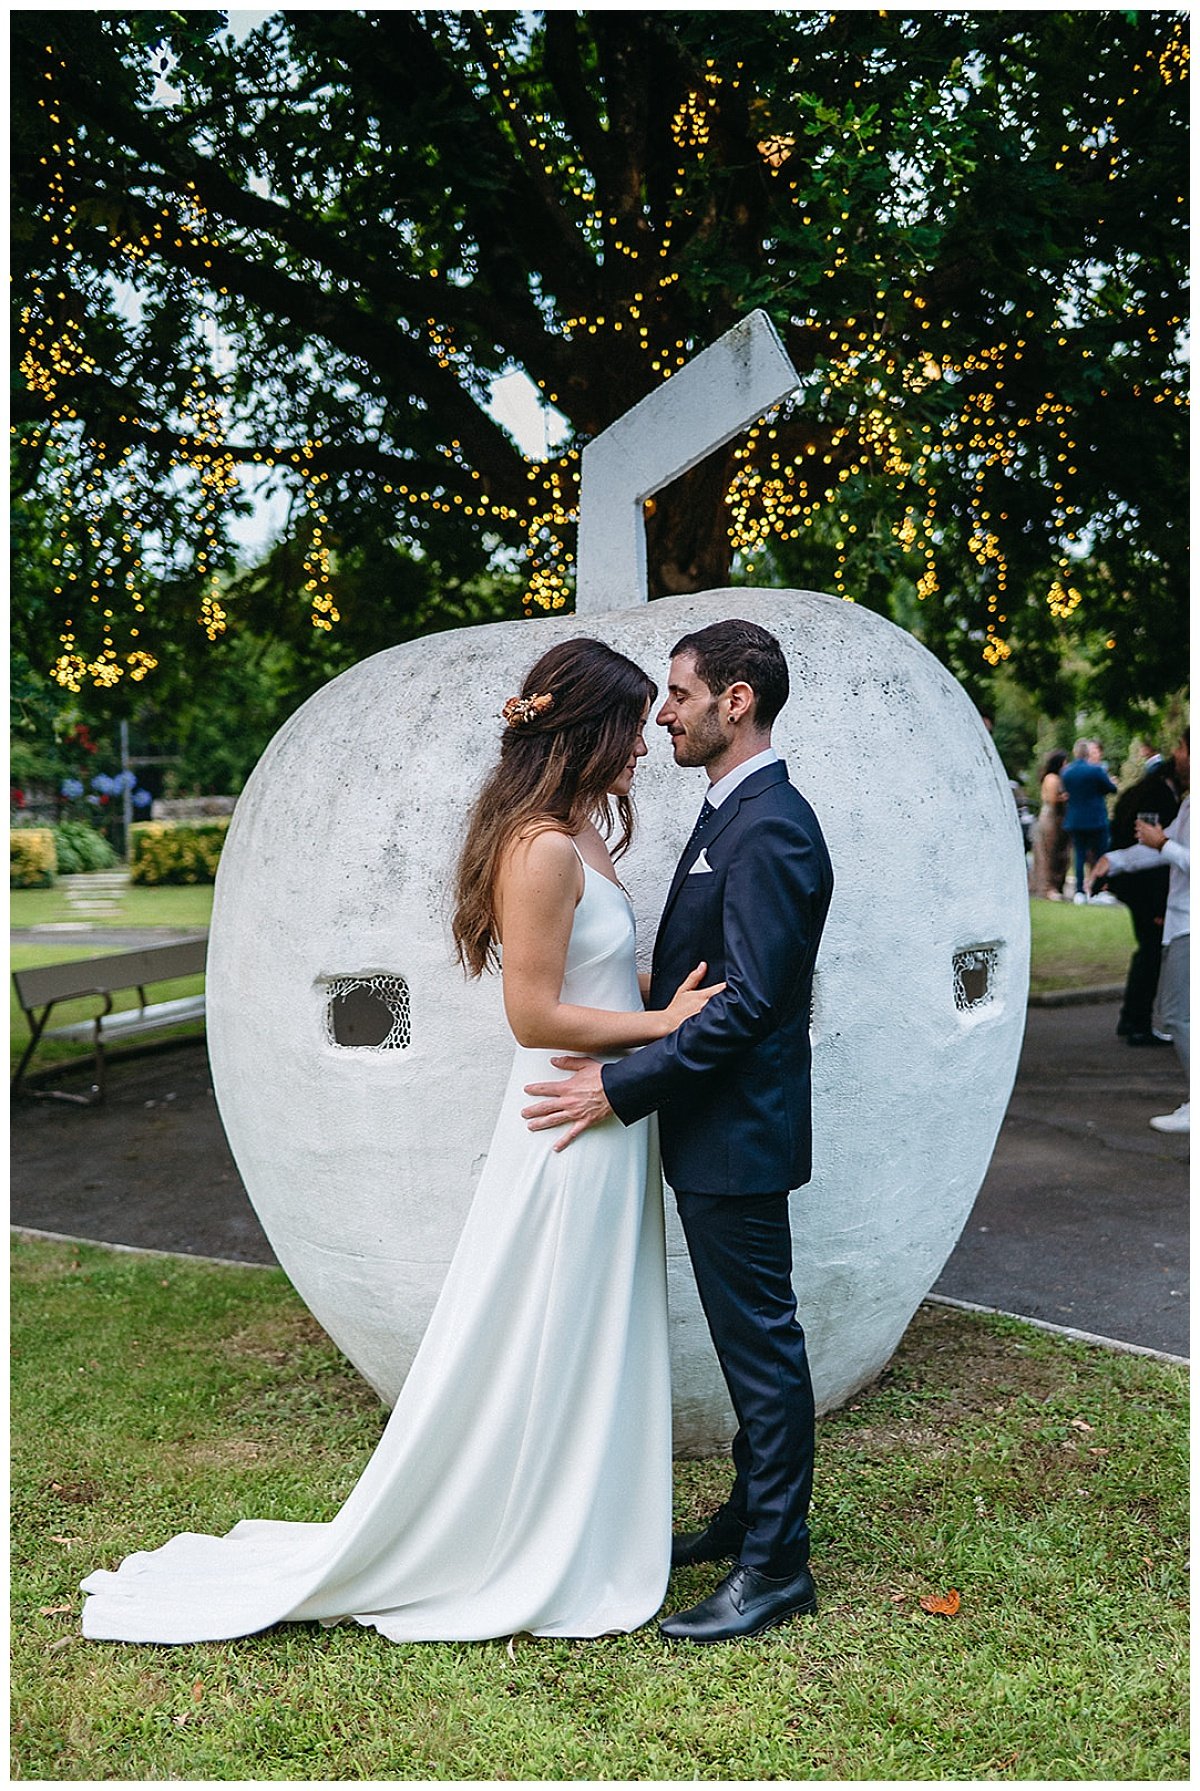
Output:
top-left (10, 828), bottom-right (57, 888)
top-left (52, 819), bottom-right (120, 875)
top-left (129, 818), bottom-right (230, 885)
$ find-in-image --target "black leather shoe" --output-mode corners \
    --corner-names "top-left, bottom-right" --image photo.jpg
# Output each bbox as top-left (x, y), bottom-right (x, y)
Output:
top-left (659, 1564), bottom-right (817, 1643)
top-left (670, 1509), bottom-right (748, 1568)
top-left (1126, 1031), bottom-right (1172, 1047)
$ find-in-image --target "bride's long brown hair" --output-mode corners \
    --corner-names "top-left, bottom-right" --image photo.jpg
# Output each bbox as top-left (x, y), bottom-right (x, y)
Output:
top-left (452, 637), bottom-right (657, 977)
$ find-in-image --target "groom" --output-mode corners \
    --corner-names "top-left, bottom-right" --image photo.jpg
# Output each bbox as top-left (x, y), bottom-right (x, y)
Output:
top-left (523, 619), bottom-right (833, 1643)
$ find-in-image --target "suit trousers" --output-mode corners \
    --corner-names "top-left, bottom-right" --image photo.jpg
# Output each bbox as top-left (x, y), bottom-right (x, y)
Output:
top-left (1110, 869), bottom-right (1169, 1036)
top-left (1153, 933), bottom-right (1189, 1076)
top-left (675, 1190), bottom-right (814, 1576)
top-left (1068, 824), bottom-right (1109, 895)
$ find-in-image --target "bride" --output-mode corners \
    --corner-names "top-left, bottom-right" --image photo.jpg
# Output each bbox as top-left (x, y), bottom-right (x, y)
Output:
top-left (81, 637), bottom-right (723, 1645)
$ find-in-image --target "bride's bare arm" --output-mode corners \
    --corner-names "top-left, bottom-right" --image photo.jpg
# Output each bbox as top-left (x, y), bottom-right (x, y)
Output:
top-left (495, 830), bottom-right (720, 1052)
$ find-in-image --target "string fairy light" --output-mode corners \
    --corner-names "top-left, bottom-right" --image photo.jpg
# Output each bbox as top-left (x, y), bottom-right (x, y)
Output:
top-left (17, 19), bottom-right (1189, 675)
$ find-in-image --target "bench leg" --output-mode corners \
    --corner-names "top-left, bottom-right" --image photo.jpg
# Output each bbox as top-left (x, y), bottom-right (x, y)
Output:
top-left (11, 1015), bottom-right (104, 1106)
top-left (10, 1011), bottom-right (58, 1100)
top-left (10, 1022), bottom-right (46, 1098)
top-left (91, 1026), bottom-right (107, 1104)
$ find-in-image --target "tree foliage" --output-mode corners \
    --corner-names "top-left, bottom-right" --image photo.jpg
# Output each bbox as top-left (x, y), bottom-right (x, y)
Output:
top-left (11, 9), bottom-right (1189, 714)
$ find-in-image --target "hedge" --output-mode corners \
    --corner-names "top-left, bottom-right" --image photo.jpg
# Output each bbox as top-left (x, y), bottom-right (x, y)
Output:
top-left (10, 828), bottom-right (57, 888)
top-left (129, 818), bottom-right (230, 885)
top-left (53, 819), bottom-right (120, 875)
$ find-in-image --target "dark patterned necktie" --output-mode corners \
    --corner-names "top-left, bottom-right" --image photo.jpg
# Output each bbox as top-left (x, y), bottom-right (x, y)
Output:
top-left (685, 799), bottom-right (716, 857)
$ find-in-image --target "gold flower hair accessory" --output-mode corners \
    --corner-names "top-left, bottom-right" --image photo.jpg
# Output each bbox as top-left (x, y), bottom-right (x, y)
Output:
top-left (501, 691), bottom-right (555, 729)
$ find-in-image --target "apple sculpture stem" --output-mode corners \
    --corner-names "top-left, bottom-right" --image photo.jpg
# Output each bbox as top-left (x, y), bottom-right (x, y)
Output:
top-left (575, 310), bottom-right (799, 615)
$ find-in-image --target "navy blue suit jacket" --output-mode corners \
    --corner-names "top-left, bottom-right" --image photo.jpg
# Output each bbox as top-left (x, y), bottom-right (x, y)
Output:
top-left (1061, 758), bottom-right (1117, 832)
top-left (602, 762), bottom-right (833, 1196)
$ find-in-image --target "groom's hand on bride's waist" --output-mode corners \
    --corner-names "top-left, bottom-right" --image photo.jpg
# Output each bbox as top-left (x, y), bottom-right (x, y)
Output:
top-left (522, 1057), bottom-right (612, 1152)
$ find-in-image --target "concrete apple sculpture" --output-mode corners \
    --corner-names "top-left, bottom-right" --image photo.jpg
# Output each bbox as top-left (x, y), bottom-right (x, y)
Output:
top-left (207, 315), bottom-right (1028, 1452)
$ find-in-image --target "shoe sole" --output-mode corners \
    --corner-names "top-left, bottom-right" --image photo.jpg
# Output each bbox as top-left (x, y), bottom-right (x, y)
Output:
top-left (660, 1595), bottom-right (818, 1644)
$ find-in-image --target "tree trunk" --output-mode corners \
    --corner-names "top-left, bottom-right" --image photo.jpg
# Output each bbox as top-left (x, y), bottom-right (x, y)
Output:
top-left (644, 451), bottom-right (735, 598)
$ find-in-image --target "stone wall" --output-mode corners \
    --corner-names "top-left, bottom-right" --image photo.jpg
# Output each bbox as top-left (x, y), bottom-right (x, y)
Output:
top-left (150, 796), bottom-right (238, 821)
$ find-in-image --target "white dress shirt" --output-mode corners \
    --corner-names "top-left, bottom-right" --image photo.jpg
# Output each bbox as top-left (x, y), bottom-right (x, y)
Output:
top-left (706, 746), bottom-right (780, 810)
top-left (1104, 795), bottom-right (1190, 945)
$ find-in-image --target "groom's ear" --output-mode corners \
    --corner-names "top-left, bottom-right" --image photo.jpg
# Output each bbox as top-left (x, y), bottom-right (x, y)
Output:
top-left (726, 681), bottom-right (757, 726)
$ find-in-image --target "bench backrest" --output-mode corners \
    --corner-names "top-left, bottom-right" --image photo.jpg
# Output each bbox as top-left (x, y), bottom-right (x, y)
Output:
top-left (12, 937), bottom-right (209, 1010)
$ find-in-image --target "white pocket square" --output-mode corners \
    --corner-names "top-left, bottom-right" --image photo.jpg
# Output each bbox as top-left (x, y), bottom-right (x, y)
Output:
top-left (688, 849), bottom-right (714, 874)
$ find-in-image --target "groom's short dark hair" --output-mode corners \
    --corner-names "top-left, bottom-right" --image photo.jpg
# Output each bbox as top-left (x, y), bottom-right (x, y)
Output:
top-left (670, 620), bottom-right (789, 728)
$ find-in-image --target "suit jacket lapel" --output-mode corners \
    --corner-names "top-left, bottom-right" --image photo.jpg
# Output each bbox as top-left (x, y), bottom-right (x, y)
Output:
top-left (658, 761), bottom-right (788, 935)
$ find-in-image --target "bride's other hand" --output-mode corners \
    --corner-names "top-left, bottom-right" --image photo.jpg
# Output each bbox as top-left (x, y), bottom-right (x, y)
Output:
top-left (660, 962), bottom-right (726, 1033)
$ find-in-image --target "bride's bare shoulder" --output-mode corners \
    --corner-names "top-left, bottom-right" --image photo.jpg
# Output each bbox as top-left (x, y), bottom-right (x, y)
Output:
top-left (498, 822), bottom-right (579, 880)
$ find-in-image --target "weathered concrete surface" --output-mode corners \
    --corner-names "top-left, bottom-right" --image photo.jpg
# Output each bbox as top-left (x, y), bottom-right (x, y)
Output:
top-left (10, 1001), bottom-right (1187, 1359)
top-left (205, 587), bottom-right (1029, 1446)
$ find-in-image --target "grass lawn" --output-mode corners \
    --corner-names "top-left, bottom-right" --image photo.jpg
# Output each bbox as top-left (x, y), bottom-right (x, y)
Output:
top-left (11, 1236), bottom-right (1188, 1782)
top-left (10, 883), bottom-right (215, 932)
top-left (1027, 898), bottom-right (1135, 993)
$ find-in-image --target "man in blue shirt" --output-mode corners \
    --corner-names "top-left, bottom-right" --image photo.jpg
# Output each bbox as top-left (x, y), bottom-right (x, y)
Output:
top-left (1061, 739), bottom-right (1117, 901)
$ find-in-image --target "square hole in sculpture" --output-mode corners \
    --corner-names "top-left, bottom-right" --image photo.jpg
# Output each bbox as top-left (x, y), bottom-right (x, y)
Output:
top-left (325, 976), bottom-right (411, 1049)
top-left (953, 946), bottom-right (999, 1013)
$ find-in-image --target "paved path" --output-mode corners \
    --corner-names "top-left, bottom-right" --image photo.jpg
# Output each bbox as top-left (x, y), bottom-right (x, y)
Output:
top-left (932, 1000), bottom-right (1188, 1357)
top-left (10, 998), bottom-right (1189, 1358)
top-left (12, 927), bottom-right (205, 949)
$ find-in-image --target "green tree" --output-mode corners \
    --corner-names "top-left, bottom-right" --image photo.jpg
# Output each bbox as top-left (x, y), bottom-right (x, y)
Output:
top-left (11, 9), bottom-right (1188, 711)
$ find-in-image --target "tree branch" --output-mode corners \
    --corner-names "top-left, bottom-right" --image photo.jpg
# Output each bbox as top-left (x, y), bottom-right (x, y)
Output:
top-left (12, 372), bottom-right (526, 531)
top-left (38, 18), bottom-right (578, 417)
top-left (57, 169), bottom-right (534, 513)
top-left (294, 11), bottom-right (599, 312)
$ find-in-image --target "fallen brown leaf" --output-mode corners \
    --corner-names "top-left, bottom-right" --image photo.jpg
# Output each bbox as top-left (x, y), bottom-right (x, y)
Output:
top-left (1069, 1418), bottom-right (1094, 1433)
top-left (919, 1588), bottom-right (961, 1616)
top-left (39, 1603), bottom-right (74, 1616)
top-left (192, 1678), bottom-right (204, 1702)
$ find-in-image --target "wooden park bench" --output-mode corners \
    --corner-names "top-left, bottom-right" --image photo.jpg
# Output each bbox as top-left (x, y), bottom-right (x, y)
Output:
top-left (11, 936), bottom-right (208, 1105)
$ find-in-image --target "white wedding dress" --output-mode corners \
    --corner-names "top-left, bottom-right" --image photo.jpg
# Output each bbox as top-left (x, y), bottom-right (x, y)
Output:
top-left (81, 857), bottom-right (672, 1643)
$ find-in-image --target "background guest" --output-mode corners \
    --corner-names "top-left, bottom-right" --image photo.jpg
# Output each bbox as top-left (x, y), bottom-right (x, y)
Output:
top-left (1029, 749), bottom-right (1069, 900)
top-left (1061, 738), bottom-right (1117, 902)
top-left (1093, 729), bottom-right (1190, 1135)
top-left (1098, 740), bottom-right (1186, 1046)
